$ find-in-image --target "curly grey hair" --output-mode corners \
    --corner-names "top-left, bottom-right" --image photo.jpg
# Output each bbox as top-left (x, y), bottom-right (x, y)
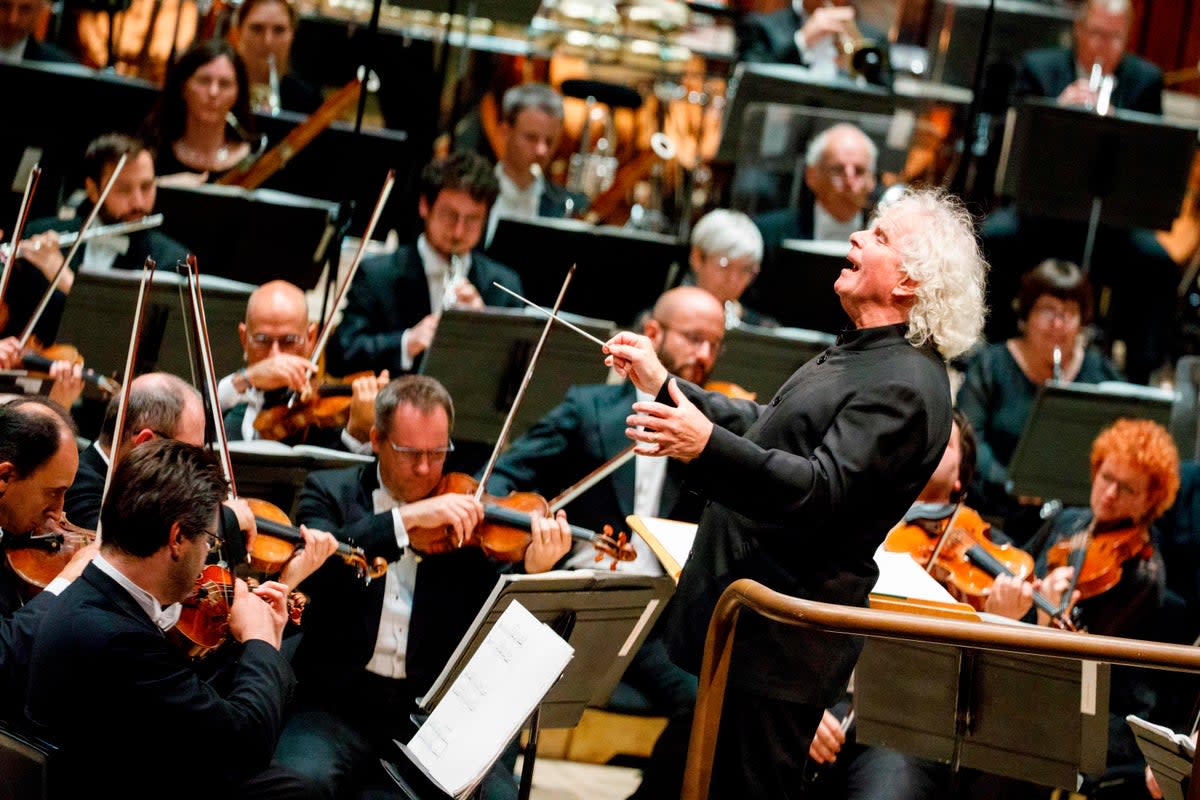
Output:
top-left (882, 188), bottom-right (988, 360)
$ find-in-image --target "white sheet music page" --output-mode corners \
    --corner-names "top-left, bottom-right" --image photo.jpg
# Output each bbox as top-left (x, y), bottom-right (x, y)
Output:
top-left (406, 600), bottom-right (574, 798)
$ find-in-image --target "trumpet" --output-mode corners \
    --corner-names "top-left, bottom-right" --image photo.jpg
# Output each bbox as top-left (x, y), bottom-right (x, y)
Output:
top-left (825, 2), bottom-right (884, 83)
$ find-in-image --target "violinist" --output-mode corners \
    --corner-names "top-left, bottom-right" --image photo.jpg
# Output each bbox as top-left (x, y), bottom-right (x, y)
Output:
top-left (218, 279), bottom-right (383, 450)
top-left (25, 439), bottom-right (318, 798)
top-left (25, 134), bottom-right (190, 277)
top-left (274, 375), bottom-right (571, 798)
top-left (486, 284), bottom-right (722, 800)
top-left (325, 152), bottom-right (525, 377)
top-left (231, 0), bottom-right (322, 115)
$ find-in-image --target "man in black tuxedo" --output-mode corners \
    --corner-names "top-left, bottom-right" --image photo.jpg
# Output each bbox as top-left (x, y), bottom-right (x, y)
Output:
top-left (0, 0), bottom-right (75, 63)
top-left (26, 439), bottom-right (315, 798)
top-left (485, 82), bottom-right (588, 244)
top-left (326, 152), bottom-right (525, 377)
top-left (737, 0), bottom-right (889, 86)
top-left (217, 280), bottom-right (384, 450)
top-left (981, 0), bottom-right (1173, 383)
top-left (274, 375), bottom-right (571, 798)
top-left (604, 189), bottom-right (987, 799)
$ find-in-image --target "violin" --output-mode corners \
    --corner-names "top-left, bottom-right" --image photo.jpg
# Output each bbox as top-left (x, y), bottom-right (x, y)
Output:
top-left (4, 518), bottom-right (95, 592)
top-left (408, 472), bottom-right (637, 567)
top-left (19, 340), bottom-right (119, 399)
top-left (243, 496), bottom-right (387, 582)
top-left (171, 564), bottom-right (307, 660)
top-left (1044, 519), bottom-right (1152, 604)
top-left (252, 372), bottom-right (373, 442)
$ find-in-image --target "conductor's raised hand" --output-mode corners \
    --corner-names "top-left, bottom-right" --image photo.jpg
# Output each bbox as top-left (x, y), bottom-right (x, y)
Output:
top-left (603, 331), bottom-right (668, 395)
top-left (626, 378), bottom-right (713, 461)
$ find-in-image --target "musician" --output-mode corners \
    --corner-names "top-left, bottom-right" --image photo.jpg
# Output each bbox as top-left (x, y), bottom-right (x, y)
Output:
top-left (232, 0), bottom-right (322, 115)
top-left (484, 82), bottom-right (588, 243)
top-left (736, 0), bottom-right (889, 86)
top-left (981, 0), bottom-right (1174, 383)
top-left (326, 152), bottom-right (524, 377)
top-left (218, 280), bottom-right (383, 451)
top-left (144, 38), bottom-right (258, 182)
top-left (25, 133), bottom-right (190, 277)
top-left (684, 210), bottom-right (774, 329)
top-left (273, 375), bottom-right (571, 797)
top-left (603, 188), bottom-right (986, 798)
top-left (25, 439), bottom-right (317, 798)
top-left (957, 260), bottom-right (1121, 542)
top-left (0, 0), bottom-right (75, 63)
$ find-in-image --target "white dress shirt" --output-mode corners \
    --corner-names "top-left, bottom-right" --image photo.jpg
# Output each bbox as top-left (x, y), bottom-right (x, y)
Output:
top-left (486, 162), bottom-right (544, 245)
top-left (364, 468), bottom-right (420, 679)
top-left (78, 237), bottom-right (130, 274)
top-left (92, 552), bottom-right (183, 631)
top-left (397, 235), bottom-right (475, 372)
top-left (0, 38), bottom-right (27, 63)
top-left (814, 204), bottom-right (863, 243)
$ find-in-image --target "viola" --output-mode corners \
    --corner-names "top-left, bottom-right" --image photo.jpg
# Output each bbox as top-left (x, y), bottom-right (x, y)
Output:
top-left (243, 496), bottom-right (387, 582)
top-left (1044, 519), bottom-right (1152, 603)
top-left (4, 518), bottom-right (95, 592)
top-left (408, 472), bottom-right (637, 567)
top-left (171, 564), bottom-right (307, 660)
top-left (252, 372), bottom-right (374, 442)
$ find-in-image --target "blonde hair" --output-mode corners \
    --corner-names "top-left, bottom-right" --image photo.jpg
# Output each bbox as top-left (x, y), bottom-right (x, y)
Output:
top-left (881, 188), bottom-right (988, 360)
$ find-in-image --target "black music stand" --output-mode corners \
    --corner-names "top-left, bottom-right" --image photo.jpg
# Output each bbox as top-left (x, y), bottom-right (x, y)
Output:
top-left (55, 270), bottom-right (253, 383)
top-left (227, 441), bottom-right (373, 519)
top-left (390, 572), bottom-right (673, 800)
top-left (748, 239), bottom-right (851, 334)
top-left (487, 218), bottom-right (685, 327)
top-left (995, 99), bottom-right (1196, 272)
top-left (418, 308), bottom-right (613, 445)
top-left (708, 324), bottom-right (834, 400)
top-left (855, 637), bottom-right (1110, 789)
top-left (0, 372), bottom-right (53, 397)
top-left (1006, 381), bottom-right (1173, 507)
top-left (154, 184), bottom-right (339, 289)
top-left (925, 0), bottom-right (1075, 88)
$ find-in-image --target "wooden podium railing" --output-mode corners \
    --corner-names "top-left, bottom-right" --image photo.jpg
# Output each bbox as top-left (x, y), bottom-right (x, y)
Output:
top-left (683, 579), bottom-right (1200, 800)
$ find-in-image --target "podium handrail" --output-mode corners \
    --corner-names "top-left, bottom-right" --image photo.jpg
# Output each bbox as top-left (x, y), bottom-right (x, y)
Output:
top-left (683, 578), bottom-right (1200, 800)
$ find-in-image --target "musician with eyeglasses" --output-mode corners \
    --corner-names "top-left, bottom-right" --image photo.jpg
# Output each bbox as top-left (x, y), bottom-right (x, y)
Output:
top-left (218, 279), bottom-right (386, 451)
top-left (326, 152), bottom-right (525, 377)
top-left (682, 209), bottom-right (775, 329)
top-left (273, 375), bottom-right (571, 798)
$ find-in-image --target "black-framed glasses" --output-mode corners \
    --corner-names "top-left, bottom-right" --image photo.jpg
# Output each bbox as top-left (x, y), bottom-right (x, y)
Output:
top-left (203, 531), bottom-right (223, 551)
top-left (387, 440), bottom-right (455, 465)
top-left (247, 333), bottom-right (306, 350)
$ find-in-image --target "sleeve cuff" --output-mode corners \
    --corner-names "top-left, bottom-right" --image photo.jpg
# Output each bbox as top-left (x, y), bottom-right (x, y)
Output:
top-left (391, 507), bottom-right (410, 551)
top-left (340, 427), bottom-right (373, 455)
top-left (399, 330), bottom-right (415, 372)
top-left (44, 577), bottom-right (71, 596)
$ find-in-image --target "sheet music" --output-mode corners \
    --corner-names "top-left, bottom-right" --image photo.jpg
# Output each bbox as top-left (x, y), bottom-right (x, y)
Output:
top-left (625, 516), bottom-right (697, 580)
top-left (1128, 715), bottom-right (1197, 758)
top-left (871, 549), bottom-right (961, 605)
top-left (406, 601), bottom-right (574, 798)
top-left (226, 439), bottom-right (373, 464)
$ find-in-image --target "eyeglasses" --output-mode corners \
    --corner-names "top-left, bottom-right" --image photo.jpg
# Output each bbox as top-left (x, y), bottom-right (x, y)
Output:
top-left (709, 255), bottom-right (760, 279)
top-left (247, 333), bottom-right (307, 350)
top-left (387, 440), bottom-right (455, 465)
top-left (431, 205), bottom-right (486, 229)
top-left (656, 322), bottom-right (724, 355)
top-left (203, 531), bottom-right (223, 551)
top-left (1030, 303), bottom-right (1081, 324)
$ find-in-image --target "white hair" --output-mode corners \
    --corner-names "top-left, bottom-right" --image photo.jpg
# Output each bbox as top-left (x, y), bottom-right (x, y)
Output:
top-left (882, 188), bottom-right (988, 360)
top-left (804, 123), bottom-right (878, 174)
top-left (690, 209), bottom-right (764, 265)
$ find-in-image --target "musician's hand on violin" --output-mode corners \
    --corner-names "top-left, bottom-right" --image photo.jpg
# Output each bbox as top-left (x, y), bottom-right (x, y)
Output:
top-left (47, 359), bottom-right (84, 409)
top-left (604, 332), bottom-right (668, 395)
top-left (626, 379), bottom-right (713, 461)
top-left (808, 710), bottom-right (846, 764)
top-left (453, 280), bottom-right (485, 310)
top-left (0, 336), bottom-right (19, 369)
top-left (524, 510), bottom-right (573, 574)
top-left (401, 493), bottom-right (484, 554)
top-left (347, 370), bottom-right (389, 444)
top-left (1034, 566), bottom-right (1080, 627)
top-left (246, 353), bottom-right (315, 393)
top-left (407, 314), bottom-right (441, 358)
top-left (982, 574), bottom-right (1034, 620)
top-left (278, 526), bottom-right (340, 589)
top-left (229, 577), bottom-right (287, 649)
top-left (19, 231), bottom-right (72, 293)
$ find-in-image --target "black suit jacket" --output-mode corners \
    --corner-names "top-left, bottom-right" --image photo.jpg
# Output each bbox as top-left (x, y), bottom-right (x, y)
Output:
top-left (21, 38), bottom-right (76, 64)
top-left (665, 325), bottom-right (951, 706)
top-left (539, 181), bottom-right (590, 219)
top-left (25, 563), bottom-right (295, 796)
top-left (736, 6), bottom-right (891, 86)
top-left (325, 244), bottom-right (525, 376)
top-left (486, 383), bottom-right (703, 537)
top-left (1016, 47), bottom-right (1163, 115)
top-left (0, 591), bottom-right (57, 722)
top-left (293, 465), bottom-right (501, 703)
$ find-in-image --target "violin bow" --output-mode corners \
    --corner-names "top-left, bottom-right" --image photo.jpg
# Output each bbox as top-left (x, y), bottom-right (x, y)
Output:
top-left (0, 164), bottom-right (42, 309)
top-left (18, 155), bottom-right (128, 349)
top-left (475, 265), bottom-right (577, 502)
top-left (923, 500), bottom-right (964, 576)
top-left (95, 257), bottom-right (158, 543)
top-left (307, 169), bottom-right (395, 376)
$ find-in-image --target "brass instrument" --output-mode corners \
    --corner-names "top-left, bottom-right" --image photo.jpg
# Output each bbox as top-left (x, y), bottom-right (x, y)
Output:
top-left (826, 1), bottom-right (884, 83)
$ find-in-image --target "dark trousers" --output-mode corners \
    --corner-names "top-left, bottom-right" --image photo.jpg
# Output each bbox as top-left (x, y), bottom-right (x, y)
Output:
top-left (623, 634), bottom-right (699, 800)
top-left (710, 685), bottom-right (825, 800)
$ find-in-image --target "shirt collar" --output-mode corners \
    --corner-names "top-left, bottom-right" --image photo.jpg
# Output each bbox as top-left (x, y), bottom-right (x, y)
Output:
top-left (416, 234), bottom-right (471, 280)
top-left (835, 322), bottom-right (910, 349)
top-left (372, 464), bottom-right (403, 514)
top-left (495, 161), bottom-right (543, 198)
top-left (93, 552), bottom-right (183, 632)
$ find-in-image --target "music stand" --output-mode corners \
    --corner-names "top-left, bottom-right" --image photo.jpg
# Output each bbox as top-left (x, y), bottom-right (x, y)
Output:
top-left (418, 308), bottom-right (613, 445)
top-left (0, 372), bottom-right (53, 398)
top-left (1006, 381), bottom-right (1173, 507)
top-left (708, 324), bottom-right (834, 400)
top-left (487, 217), bottom-right (685, 327)
top-left (154, 184), bottom-right (338, 289)
top-left (405, 571), bottom-right (673, 799)
top-left (227, 441), bottom-right (373, 518)
top-left (995, 99), bottom-right (1196, 271)
top-left (1127, 715), bottom-right (1195, 800)
top-left (855, 637), bottom-right (1110, 788)
top-left (926, 0), bottom-right (1075, 88)
top-left (748, 239), bottom-right (851, 334)
top-left (55, 270), bottom-right (254, 383)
